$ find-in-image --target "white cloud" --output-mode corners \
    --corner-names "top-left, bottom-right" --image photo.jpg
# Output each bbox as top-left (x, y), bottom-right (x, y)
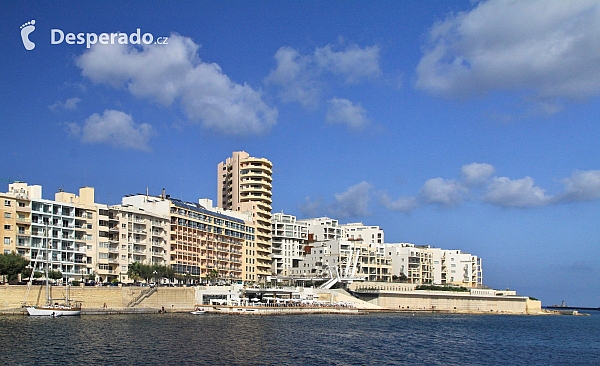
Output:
top-left (483, 176), bottom-right (551, 208)
top-left (69, 109), bottom-right (154, 151)
top-left (325, 98), bottom-right (370, 129)
top-left (559, 170), bottom-right (600, 202)
top-left (416, 0), bottom-right (600, 106)
top-left (265, 42), bottom-right (381, 107)
top-left (382, 164), bottom-right (600, 213)
top-left (314, 44), bottom-right (381, 83)
top-left (49, 97), bottom-right (81, 111)
top-left (379, 193), bottom-right (420, 213)
top-left (302, 182), bottom-right (373, 218)
top-left (299, 196), bottom-right (323, 218)
top-left (329, 181), bottom-right (373, 218)
top-left (461, 162), bottom-right (495, 186)
top-left (77, 34), bottom-right (277, 136)
top-left (419, 178), bottom-right (467, 207)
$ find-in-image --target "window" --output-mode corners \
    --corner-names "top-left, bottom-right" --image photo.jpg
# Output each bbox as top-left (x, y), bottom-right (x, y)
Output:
top-left (4, 250), bottom-right (10, 255)
top-left (4, 225), bottom-right (11, 230)
top-left (87, 224), bottom-right (93, 229)
top-left (18, 202), bottom-right (26, 207)
top-left (4, 212), bottom-right (11, 219)
top-left (4, 200), bottom-right (11, 207)
top-left (4, 237), bottom-right (10, 245)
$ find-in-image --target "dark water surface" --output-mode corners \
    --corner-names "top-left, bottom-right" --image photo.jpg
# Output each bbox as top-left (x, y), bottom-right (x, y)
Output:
top-left (1, 312), bottom-right (599, 365)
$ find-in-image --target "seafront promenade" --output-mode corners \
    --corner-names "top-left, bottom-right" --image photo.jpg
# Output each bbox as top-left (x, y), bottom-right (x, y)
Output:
top-left (0, 283), bottom-right (551, 315)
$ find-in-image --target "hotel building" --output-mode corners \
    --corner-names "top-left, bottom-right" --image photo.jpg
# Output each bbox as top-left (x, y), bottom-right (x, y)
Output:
top-left (217, 151), bottom-right (273, 281)
top-left (123, 195), bottom-right (254, 283)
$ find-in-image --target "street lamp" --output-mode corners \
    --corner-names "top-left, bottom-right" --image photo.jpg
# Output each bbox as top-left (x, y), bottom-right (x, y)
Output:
top-left (153, 270), bottom-right (157, 286)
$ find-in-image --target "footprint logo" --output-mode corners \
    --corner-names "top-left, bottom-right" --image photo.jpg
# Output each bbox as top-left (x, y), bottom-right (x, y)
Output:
top-left (20, 20), bottom-right (36, 51)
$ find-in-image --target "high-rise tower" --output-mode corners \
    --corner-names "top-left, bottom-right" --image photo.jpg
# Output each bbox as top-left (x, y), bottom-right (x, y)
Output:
top-left (218, 151), bottom-right (273, 282)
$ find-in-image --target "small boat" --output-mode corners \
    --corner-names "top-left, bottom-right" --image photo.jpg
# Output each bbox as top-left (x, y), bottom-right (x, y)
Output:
top-left (190, 307), bottom-right (206, 315)
top-left (26, 303), bottom-right (81, 317)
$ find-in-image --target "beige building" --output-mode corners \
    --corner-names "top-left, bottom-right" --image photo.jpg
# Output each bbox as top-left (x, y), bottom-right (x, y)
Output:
top-left (1, 183), bottom-right (96, 282)
top-left (123, 195), bottom-right (254, 283)
top-left (95, 204), bottom-right (169, 283)
top-left (1, 183), bottom-right (36, 258)
top-left (218, 151), bottom-right (272, 282)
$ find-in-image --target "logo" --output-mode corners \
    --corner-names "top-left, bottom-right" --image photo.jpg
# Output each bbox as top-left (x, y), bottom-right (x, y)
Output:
top-left (20, 20), bottom-right (36, 50)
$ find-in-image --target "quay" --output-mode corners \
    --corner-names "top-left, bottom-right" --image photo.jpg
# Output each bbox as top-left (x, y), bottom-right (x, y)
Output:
top-left (0, 283), bottom-right (571, 316)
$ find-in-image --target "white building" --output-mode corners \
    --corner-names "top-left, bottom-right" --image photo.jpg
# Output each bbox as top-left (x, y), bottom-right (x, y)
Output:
top-left (342, 222), bottom-right (384, 246)
top-left (292, 239), bottom-right (392, 282)
top-left (385, 243), bottom-right (482, 287)
top-left (385, 243), bottom-right (433, 284)
top-left (298, 217), bottom-right (342, 242)
top-left (271, 212), bottom-right (307, 276)
top-left (430, 248), bottom-right (482, 287)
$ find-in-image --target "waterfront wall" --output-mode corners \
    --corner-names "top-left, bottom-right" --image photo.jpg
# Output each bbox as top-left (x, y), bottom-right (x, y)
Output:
top-left (348, 282), bottom-right (542, 314)
top-left (0, 284), bottom-right (196, 311)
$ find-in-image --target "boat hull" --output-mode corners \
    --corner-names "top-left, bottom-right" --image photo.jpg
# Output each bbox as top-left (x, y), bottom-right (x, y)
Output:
top-left (26, 306), bottom-right (81, 317)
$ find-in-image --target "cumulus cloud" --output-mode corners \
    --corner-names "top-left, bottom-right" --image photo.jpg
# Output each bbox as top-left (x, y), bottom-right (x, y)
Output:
top-left (76, 34), bottom-right (277, 135)
top-left (381, 163), bottom-right (600, 213)
top-left (379, 193), bottom-right (420, 213)
top-left (265, 42), bottom-right (380, 107)
top-left (325, 98), bottom-right (370, 129)
top-left (461, 162), bottom-right (495, 186)
top-left (416, 0), bottom-right (600, 107)
top-left (68, 109), bottom-right (154, 151)
top-left (419, 178), bottom-right (467, 207)
top-left (559, 170), bottom-right (600, 202)
top-left (328, 182), bottom-right (373, 218)
top-left (483, 177), bottom-right (551, 208)
top-left (49, 97), bottom-right (81, 111)
top-left (301, 182), bottom-right (373, 219)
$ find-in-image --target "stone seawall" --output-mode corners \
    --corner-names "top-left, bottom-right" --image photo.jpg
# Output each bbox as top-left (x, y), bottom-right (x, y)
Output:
top-left (355, 290), bottom-right (543, 314)
top-left (0, 284), bottom-right (196, 313)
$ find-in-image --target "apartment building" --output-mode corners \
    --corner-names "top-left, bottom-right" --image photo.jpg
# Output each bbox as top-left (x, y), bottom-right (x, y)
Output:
top-left (292, 239), bottom-right (392, 282)
top-left (385, 243), bottom-right (482, 287)
top-left (298, 217), bottom-right (342, 242)
top-left (218, 151), bottom-right (272, 281)
top-left (385, 243), bottom-right (433, 284)
top-left (123, 195), bottom-right (255, 283)
top-left (0, 183), bottom-right (96, 281)
top-left (271, 212), bottom-right (307, 276)
top-left (430, 248), bottom-right (482, 287)
top-left (342, 222), bottom-right (384, 246)
top-left (1, 183), bottom-right (36, 258)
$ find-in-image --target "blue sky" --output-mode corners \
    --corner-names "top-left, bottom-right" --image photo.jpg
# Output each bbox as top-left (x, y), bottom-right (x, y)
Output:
top-left (3, 0), bottom-right (600, 306)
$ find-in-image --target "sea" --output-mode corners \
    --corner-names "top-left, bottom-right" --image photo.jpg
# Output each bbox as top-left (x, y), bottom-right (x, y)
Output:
top-left (1, 311), bottom-right (599, 365)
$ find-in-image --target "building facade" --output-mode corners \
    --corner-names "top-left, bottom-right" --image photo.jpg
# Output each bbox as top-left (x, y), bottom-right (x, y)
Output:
top-left (298, 217), bottom-right (342, 242)
top-left (385, 243), bottom-right (482, 287)
top-left (271, 212), bottom-right (307, 276)
top-left (218, 151), bottom-right (273, 281)
top-left (123, 195), bottom-right (255, 283)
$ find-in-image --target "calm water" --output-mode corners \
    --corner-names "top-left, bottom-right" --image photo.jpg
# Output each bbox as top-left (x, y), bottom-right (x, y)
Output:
top-left (1, 311), bottom-right (599, 365)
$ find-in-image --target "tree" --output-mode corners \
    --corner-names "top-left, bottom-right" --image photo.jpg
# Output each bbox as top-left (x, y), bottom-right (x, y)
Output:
top-left (0, 252), bottom-right (29, 283)
top-left (393, 272), bottom-right (408, 283)
top-left (48, 269), bottom-right (63, 280)
top-left (127, 262), bottom-right (143, 282)
top-left (207, 269), bottom-right (219, 283)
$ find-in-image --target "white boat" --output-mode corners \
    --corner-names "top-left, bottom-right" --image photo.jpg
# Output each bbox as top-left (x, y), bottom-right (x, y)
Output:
top-left (190, 308), bottom-right (206, 315)
top-left (26, 304), bottom-right (80, 317)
